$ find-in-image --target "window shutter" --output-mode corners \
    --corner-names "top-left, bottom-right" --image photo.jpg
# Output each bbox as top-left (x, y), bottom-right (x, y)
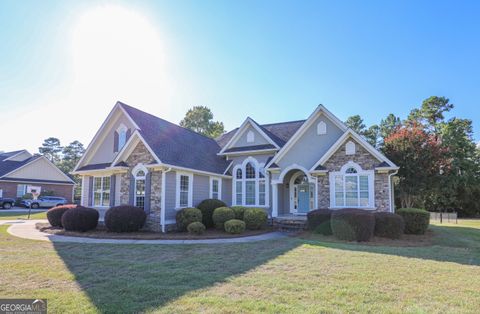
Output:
top-left (113, 131), bottom-right (119, 153)
top-left (129, 174), bottom-right (135, 205)
top-left (88, 177), bottom-right (93, 207)
top-left (144, 172), bottom-right (152, 214)
top-left (110, 174), bottom-right (116, 207)
top-left (126, 129), bottom-right (131, 142)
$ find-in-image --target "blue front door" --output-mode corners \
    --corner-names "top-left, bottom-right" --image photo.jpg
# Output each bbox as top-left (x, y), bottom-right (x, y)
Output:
top-left (297, 184), bottom-right (310, 213)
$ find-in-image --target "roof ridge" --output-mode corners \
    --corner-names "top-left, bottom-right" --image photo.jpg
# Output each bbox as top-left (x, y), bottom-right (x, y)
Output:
top-left (261, 119), bottom-right (306, 127)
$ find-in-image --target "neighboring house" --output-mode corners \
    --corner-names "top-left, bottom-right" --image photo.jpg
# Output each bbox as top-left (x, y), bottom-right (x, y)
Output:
top-left (73, 102), bottom-right (399, 232)
top-left (0, 150), bottom-right (75, 201)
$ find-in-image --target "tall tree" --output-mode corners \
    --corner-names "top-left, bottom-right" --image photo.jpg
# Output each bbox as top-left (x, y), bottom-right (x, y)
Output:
top-left (407, 96), bottom-right (453, 134)
top-left (379, 113), bottom-right (401, 140)
top-left (180, 106), bottom-right (225, 138)
top-left (39, 137), bottom-right (62, 163)
top-left (345, 115), bottom-right (366, 134)
top-left (59, 141), bottom-right (85, 176)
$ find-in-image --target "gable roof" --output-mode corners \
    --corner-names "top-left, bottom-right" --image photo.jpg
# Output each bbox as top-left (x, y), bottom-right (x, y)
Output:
top-left (0, 150), bottom-right (26, 162)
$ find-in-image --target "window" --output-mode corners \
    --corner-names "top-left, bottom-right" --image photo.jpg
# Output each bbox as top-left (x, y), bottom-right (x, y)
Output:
top-left (232, 158), bottom-right (268, 207)
top-left (93, 176), bottom-right (110, 207)
top-left (330, 162), bottom-right (373, 209)
top-left (176, 172), bottom-right (193, 208)
top-left (346, 141), bottom-right (356, 155)
top-left (133, 165), bottom-right (147, 209)
top-left (116, 124), bottom-right (128, 152)
top-left (246, 130), bottom-right (255, 143)
top-left (210, 177), bottom-right (222, 200)
top-left (317, 121), bottom-right (327, 135)
top-left (16, 184), bottom-right (27, 198)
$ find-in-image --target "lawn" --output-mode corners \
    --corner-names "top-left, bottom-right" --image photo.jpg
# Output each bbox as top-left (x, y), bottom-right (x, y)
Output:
top-left (0, 220), bottom-right (479, 313)
top-left (0, 211), bottom-right (46, 220)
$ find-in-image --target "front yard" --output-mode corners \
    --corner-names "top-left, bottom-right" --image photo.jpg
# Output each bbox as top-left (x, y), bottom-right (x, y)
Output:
top-left (0, 211), bottom-right (46, 220)
top-left (0, 220), bottom-right (479, 313)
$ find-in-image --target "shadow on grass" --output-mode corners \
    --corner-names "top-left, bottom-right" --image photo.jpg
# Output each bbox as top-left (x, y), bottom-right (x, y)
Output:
top-left (52, 238), bottom-right (299, 313)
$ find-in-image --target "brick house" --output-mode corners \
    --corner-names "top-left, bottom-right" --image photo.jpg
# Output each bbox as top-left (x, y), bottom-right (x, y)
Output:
top-left (73, 101), bottom-right (399, 232)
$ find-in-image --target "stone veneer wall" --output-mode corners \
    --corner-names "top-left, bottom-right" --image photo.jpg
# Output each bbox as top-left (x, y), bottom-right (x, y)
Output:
top-left (317, 137), bottom-right (391, 211)
top-left (119, 141), bottom-right (163, 231)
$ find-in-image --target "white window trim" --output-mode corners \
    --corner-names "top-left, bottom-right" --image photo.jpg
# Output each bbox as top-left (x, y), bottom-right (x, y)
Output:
top-left (231, 157), bottom-right (269, 208)
top-left (209, 176), bottom-right (222, 200)
top-left (329, 161), bottom-right (375, 209)
top-left (176, 171), bottom-right (193, 209)
top-left (92, 176), bottom-right (111, 208)
top-left (133, 164), bottom-right (148, 208)
top-left (116, 124), bottom-right (128, 151)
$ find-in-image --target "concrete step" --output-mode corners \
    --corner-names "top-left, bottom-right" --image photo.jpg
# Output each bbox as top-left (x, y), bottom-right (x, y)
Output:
top-left (272, 218), bottom-right (307, 233)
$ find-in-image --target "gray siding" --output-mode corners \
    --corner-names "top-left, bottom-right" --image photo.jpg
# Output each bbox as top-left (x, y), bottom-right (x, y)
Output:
top-left (228, 153), bottom-right (275, 168)
top-left (222, 178), bottom-right (232, 206)
top-left (231, 125), bottom-right (269, 148)
top-left (165, 171), bottom-right (177, 221)
top-left (193, 174), bottom-right (209, 207)
top-left (278, 114), bottom-right (344, 170)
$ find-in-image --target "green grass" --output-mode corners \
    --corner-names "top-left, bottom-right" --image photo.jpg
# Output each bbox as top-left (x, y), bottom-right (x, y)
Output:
top-left (0, 220), bottom-right (479, 313)
top-left (0, 211), bottom-right (47, 220)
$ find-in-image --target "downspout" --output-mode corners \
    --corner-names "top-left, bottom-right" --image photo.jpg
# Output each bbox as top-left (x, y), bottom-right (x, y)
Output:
top-left (161, 167), bottom-right (172, 233)
top-left (388, 170), bottom-right (398, 213)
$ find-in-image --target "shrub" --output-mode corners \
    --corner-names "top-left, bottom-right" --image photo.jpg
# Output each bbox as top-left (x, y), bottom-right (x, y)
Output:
top-left (197, 199), bottom-right (227, 228)
top-left (331, 208), bottom-right (375, 242)
top-left (307, 209), bottom-right (333, 235)
top-left (231, 206), bottom-right (247, 220)
top-left (224, 219), bottom-right (246, 234)
top-left (47, 204), bottom-right (77, 227)
top-left (187, 221), bottom-right (206, 235)
top-left (105, 205), bottom-right (147, 232)
top-left (374, 212), bottom-right (405, 239)
top-left (243, 208), bottom-right (268, 230)
top-left (397, 208), bottom-right (430, 235)
top-left (212, 207), bottom-right (235, 229)
top-left (175, 207), bottom-right (202, 231)
top-left (61, 207), bottom-right (99, 232)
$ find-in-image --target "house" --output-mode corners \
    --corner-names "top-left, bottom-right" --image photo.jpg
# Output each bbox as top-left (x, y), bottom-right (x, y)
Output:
top-left (73, 101), bottom-right (399, 232)
top-left (0, 150), bottom-right (75, 201)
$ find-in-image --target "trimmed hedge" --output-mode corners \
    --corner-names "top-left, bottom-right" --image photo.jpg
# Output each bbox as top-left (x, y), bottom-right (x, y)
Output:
top-left (212, 207), bottom-right (235, 229)
top-left (307, 209), bottom-right (333, 235)
top-left (176, 207), bottom-right (202, 231)
top-left (243, 208), bottom-right (268, 230)
top-left (105, 205), bottom-right (147, 232)
top-left (187, 221), bottom-right (206, 235)
top-left (331, 208), bottom-right (375, 242)
top-left (397, 208), bottom-right (430, 235)
top-left (197, 199), bottom-right (227, 228)
top-left (61, 207), bottom-right (99, 232)
top-left (47, 204), bottom-right (77, 227)
top-left (374, 212), bottom-right (405, 239)
top-left (224, 219), bottom-right (246, 234)
top-left (231, 206), bottom-right (247, 220)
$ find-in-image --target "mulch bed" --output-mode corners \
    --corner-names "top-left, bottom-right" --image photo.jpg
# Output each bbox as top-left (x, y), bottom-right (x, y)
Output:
top-left (36, 223), bottom-right (273, 240)
top-left (297, 229), bottom-right (434, 247)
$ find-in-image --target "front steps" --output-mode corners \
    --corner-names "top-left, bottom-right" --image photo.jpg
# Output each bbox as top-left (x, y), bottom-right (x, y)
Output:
top-left (272, 216), bottom-right (308, 233)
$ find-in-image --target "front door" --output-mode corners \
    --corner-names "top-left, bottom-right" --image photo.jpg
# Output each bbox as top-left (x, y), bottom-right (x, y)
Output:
top-left (297, 184), bottom-right (310, 213)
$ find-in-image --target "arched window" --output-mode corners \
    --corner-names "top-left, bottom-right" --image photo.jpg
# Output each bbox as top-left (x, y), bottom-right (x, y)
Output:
top-left (233, 158), bottom-right (268, 206)
top-left (133, 165), bottom-right (147, 209)
top-left (116, 124), bottom-right (128, 151)
top-left (330, 162), bottom-right (373, 209)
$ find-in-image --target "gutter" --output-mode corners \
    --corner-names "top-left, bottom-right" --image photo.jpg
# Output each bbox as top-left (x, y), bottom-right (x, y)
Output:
top-left (388, 170), bottom-right (399, 212)
top-left (161, 167), bottom-right (172, 233)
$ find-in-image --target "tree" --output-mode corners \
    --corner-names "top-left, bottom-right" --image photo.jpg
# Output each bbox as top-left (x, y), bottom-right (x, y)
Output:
top-left (59, 141), bottom-right (85, 175)
top-left (407, 96), bottom-right (453, 134)
top-left (39, 137), bottom-right (62, 163)
top-left (379, 113), bottom-right (401, 140)
top-left (364, 125), bottom-right (380, 148)
top-left (345, 115), bottom-right (366, 134)
top-left (180, 106), bottom-right (225, 138)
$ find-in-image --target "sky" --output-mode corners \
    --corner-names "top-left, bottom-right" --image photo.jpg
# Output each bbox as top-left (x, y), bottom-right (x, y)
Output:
top-left (1, 0), bottom-right (479, 153)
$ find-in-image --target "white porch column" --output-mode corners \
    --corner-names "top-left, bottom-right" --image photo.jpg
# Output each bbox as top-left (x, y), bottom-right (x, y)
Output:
top-left (272, 183), bottom-right (279, 217)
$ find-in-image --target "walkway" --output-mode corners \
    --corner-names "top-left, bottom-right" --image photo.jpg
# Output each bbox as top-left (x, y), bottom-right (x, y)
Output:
top-left (1, 219), bottom-right (287, 245)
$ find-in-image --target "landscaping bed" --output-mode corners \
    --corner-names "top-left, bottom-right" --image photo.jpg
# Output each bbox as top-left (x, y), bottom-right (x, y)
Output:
top-left (36, 222), bottom-right (273, 240)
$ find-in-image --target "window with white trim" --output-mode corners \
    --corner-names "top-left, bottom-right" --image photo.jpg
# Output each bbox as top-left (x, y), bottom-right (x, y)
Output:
top-left (210, 177), bottom-right (222, 200)
top-left (330, 162), bottom-right (373, 209)
top-left (93, 176), bottom-right (110, 207)
top-left (232, 158), bottom-right (268, 207)
top-left (133, 166), bottom-right (147, 209)
top-left (117, 124), bottom-right (128, 151)
top-left (16, 184), bottom-right (27, 198)
top-left (176, 172), bottom-right (193, 208)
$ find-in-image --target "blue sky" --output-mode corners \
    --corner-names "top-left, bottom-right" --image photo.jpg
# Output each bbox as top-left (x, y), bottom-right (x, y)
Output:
top-left (1, 0), bottom-right (479, 153)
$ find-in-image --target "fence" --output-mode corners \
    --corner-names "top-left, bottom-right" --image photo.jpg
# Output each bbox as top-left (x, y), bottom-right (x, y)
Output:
top-left (430, 212), bottom-right (458, 224)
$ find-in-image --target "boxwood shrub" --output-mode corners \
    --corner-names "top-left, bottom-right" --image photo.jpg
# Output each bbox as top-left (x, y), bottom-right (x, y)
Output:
top-left (187, 221), bottom-right (206, 235)
top-left (396, 208), bottom-right (430, 235)
top-left (374, 212), bottom-right (405, 239)
top-left (231, 206), bottom-right (247, 220)
top-left (212, 207), bottom-right (235, 229)
top-left (61, 207), bottom-right (99, 232)
top-left (197, 199), bottom-right (227, 228)
top-left (243, 207), bottom-right (268, 230)
top-left (47, 204), bottom-right (77, 227)
top-left (224, 219), bottom-right (246, 234)
top-left (175, 207), bottom-right (202, 231)
top-left (307, 208), bottom-right (333, 235)
top-left (331, 208), bottom-right (375, 242)
top-left (105, 205), bottom-right (147, 232)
